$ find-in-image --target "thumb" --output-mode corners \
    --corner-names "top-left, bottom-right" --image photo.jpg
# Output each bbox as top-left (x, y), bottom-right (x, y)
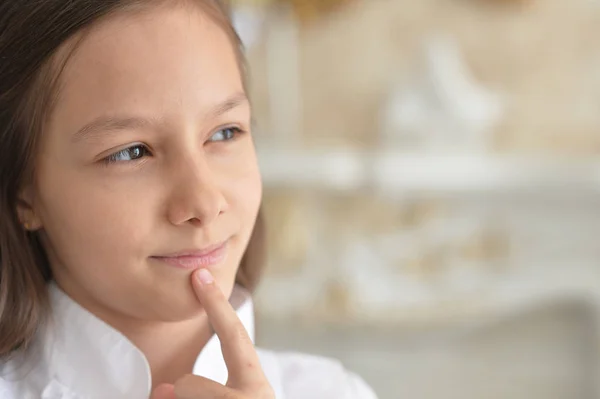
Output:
top-left (150, 383), bottom-right (176, 399)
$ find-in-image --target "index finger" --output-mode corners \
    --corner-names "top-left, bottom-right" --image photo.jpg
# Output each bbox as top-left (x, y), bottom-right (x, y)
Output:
top-left (191, 268), bottom-right (265, 389)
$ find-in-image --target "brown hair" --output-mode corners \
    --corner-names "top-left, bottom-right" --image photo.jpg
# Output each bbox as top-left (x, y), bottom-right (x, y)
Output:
top-left (0, 0), bottom-right (265, 357)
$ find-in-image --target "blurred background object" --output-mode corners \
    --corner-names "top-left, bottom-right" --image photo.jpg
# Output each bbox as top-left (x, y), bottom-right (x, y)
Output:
top-left (231, 0), bottom-right (600, 397)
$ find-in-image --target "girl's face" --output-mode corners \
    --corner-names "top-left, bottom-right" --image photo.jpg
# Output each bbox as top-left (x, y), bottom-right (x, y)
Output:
top-left (24, 5), bottom-right (262, 323)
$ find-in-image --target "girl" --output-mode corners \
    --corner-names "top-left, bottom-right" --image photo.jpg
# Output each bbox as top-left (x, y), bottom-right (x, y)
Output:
top-left (0, 0), bottom-right (377, 398)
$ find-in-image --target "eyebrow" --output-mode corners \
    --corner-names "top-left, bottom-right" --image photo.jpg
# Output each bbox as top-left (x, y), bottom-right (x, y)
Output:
top-left (71, 92), bottom-right (249, 143)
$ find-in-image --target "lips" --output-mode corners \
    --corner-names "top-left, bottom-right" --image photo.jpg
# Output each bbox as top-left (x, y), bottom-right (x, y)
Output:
top-left (151, 240), bottom-right (228, 269)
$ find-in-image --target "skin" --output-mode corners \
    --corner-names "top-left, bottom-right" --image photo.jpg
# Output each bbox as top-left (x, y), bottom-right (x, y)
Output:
top-left (151, 269), bottom-right (275, 399)
top-left (18, 3), bottom-right (265, 393)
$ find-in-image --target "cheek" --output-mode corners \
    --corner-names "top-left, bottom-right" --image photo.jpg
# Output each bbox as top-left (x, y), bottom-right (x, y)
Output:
top-left (216, 154), bottom-right (262, 277)
top-left (224, 155), bottom-right (262, 227)
top-left (35, 168), bottom-right (153, 267)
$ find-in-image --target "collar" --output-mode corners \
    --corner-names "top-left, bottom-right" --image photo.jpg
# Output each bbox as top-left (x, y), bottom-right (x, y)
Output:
top-left (41, 282), bottom-right (255, 398)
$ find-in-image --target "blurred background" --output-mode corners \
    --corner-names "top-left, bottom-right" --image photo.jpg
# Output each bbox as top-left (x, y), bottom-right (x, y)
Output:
top-left (230, 0), bottom-right (600, 398)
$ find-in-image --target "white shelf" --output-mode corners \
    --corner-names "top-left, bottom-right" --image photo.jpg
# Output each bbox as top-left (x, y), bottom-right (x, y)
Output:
top-left (257, 147), bottom-right (600, 196)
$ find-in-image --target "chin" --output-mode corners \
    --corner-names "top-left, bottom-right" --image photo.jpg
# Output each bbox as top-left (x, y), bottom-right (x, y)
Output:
top-left (151, 272), bottom-right (237, 322)
top-left (151, 291), bottom-right (206, 322)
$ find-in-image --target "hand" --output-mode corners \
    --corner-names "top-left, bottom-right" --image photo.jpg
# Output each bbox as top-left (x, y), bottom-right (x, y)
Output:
top-left (150, 269), bottom-right (275, 399)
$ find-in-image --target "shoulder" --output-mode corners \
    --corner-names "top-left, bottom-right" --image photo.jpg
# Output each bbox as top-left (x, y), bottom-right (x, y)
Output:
top-left (0, 349), bottom-right (57, 399)
top-left (256, 348), bottom-right (378, 399)
top-left (0, 357), bottom-right (35, 399)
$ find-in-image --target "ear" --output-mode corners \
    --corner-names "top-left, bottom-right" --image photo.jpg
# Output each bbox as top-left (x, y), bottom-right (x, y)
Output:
top-left (17, 186), bottom-right (43, 231)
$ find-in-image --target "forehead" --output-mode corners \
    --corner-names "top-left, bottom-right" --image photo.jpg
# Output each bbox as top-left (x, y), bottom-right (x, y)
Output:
top-left (49, 5), bottom-right (243, 134)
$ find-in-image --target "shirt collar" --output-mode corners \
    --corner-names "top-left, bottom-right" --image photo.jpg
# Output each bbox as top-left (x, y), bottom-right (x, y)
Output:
top-left (42, 282), bottom-right (256, 398)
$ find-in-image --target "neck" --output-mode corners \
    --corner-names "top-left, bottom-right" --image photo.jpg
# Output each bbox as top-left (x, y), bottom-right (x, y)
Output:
top-left (121, 315), bottom-right (214, 388)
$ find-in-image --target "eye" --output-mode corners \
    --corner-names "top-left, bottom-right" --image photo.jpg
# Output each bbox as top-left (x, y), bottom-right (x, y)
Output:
top-left (208, 127), bottom-right (244, 143)
top-left (104, 144), bottom-right (150, 164)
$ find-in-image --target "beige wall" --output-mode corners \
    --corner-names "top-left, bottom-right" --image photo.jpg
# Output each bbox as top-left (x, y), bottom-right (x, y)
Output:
top-left (250, 0), bottom-right (600, 152)
top-left (245, 0), bottom-right (600, 325)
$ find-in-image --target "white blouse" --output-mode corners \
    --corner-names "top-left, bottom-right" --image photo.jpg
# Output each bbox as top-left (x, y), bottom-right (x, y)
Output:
top-left (0, 283), bottom-right (377, 399)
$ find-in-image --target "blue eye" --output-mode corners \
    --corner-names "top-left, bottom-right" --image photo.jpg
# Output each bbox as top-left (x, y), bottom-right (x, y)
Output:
top-left (104, 145), bottom-right (150, 164)
top-left (209, 127), bottom-right (243, 142)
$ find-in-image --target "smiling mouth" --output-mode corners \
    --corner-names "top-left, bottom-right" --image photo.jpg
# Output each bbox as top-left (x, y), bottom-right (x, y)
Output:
top-left (151, 241), bottom-right (228, 270)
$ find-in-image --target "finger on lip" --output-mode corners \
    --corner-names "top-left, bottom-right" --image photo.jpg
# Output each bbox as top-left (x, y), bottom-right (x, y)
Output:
top-left (191, 269), bottom-right (265, 389)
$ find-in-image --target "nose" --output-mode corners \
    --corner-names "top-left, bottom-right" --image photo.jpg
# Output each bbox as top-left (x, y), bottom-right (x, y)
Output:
top-left (166, 155), bottom-right (228, 227)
